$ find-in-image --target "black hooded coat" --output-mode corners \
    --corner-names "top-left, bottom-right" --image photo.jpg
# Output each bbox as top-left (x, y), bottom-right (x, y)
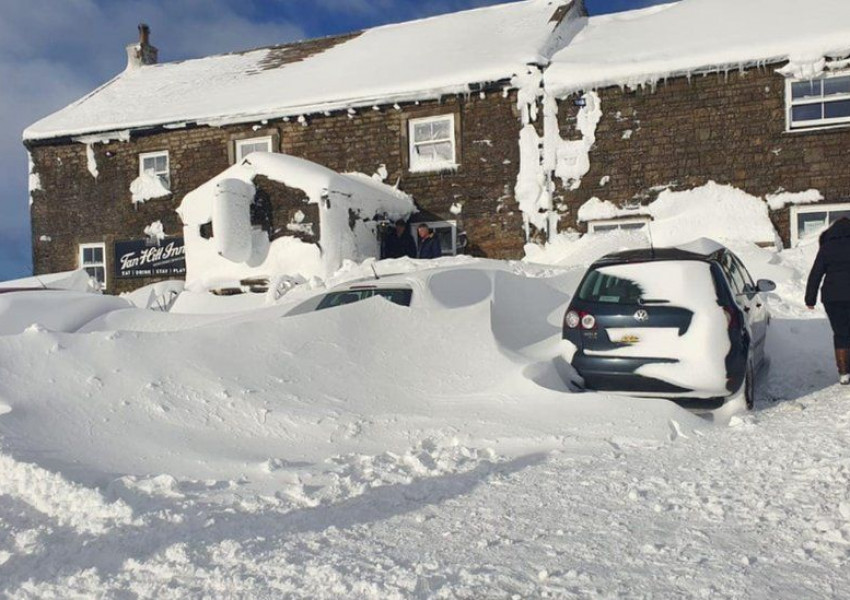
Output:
top-left (805, 217), bottom-right (850, 306)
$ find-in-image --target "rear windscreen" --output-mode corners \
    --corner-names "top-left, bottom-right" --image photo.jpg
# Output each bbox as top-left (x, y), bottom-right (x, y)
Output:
top-left (316, 288), bottom-right (413, 311)
top-left (577, 261), bottom-right (715, 305)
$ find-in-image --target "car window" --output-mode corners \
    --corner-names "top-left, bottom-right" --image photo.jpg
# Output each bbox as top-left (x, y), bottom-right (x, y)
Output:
top-left (731, 254), bottom-right (755, 290)
top-left (719, 253), bottom-right (747, 295)
top-left (577, 261), bottom-right (715, 305)
top-left (315, 288), bottom-right (412, 311)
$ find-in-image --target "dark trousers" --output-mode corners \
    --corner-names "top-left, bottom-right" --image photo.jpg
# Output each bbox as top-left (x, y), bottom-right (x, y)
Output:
top-left (825, 301), bottom-right (850, 348)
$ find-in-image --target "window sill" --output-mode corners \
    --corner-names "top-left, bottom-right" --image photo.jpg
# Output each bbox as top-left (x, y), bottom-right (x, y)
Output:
top-left (407, 163), bottom-right (460, 176)
top-left (784, 122), bottom-right (850, 135)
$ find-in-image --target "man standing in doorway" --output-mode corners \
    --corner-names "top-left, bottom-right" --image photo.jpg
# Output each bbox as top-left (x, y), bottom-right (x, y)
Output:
top-left (381, 219), bottom-right (417, 259)
top-left (417, 224), bottom-right (442, 259)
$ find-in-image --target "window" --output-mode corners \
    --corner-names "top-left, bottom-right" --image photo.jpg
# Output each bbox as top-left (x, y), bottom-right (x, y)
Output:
top-left (787, 73), bottom-right (850, 130)
top-left (791, 203), bottom-right (850, 245)
top-left (587, 217), bottom-right (651, 234)
top-left (139, 151), bottom-right (170, 189)
top-left (235, 136), bottom-right (274, 162)
top-left (412, 221), bottom-right (458, 256)
top-left (79, 243), bottom-right (106, 288)
top-left (316, 288), bottom-right (413, 311)
top-left (408, 115), bottom-right (457, 172)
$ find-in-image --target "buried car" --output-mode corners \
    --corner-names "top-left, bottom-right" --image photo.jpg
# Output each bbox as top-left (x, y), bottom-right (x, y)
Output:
top-left (562, 239), bottom-right (775, 410)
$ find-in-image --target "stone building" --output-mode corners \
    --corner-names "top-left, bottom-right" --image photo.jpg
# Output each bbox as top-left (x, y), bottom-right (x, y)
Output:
top-left (23, 0), bottom-right (850, 293)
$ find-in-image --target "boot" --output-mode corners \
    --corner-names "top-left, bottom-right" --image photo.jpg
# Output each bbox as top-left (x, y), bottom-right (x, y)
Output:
top-left (837, 348), bottom-right (850, 385)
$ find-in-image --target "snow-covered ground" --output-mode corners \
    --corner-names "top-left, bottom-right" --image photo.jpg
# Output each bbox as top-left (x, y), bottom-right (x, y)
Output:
top-left (1, 239), bottom-right (848, 598)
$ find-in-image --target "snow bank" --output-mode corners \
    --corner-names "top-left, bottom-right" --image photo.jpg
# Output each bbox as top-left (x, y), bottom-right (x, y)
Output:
top-left (0, 269), bottom-right (94, 293)
top-left (0, 452), bottom-right (137, 535)
top-left (646, 182), bottom-right (779, 247)
top-left (25, 0), bottom-right (581, 141)
top-left (178, 153), bottom-right (414, 288)
top-left (0, 291), bottom-right (131, 335)
top-left (546, 0), bottom-right (850, 96)
top-left (525, 228), bottom-right (649, 267)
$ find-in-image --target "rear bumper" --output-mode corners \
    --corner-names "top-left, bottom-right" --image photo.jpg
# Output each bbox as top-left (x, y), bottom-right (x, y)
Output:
top-left (571, 354), bottom-right (729, 407)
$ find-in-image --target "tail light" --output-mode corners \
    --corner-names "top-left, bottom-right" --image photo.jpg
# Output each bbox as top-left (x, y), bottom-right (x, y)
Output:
top-left (723, 306), bottom-right (739, 330)
top-left (565, 308), bottom-right (597, 330)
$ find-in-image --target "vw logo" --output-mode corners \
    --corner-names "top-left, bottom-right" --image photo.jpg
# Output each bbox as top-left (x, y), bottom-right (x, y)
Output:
top-left (634, 309), bottom-right (650, 323)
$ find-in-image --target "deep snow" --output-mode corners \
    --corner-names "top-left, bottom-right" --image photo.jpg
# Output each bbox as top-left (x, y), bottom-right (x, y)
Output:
top-left (1, 238), bottom-right (849, 598)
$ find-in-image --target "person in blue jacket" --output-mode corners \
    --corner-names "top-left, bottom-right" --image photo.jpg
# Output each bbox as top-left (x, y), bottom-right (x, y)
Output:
top-left (416, 224), bottom-right (442, 259)
top-left (806, 216), bottom-right (850, 385)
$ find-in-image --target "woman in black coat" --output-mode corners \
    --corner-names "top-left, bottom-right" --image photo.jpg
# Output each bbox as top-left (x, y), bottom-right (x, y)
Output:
top-left (806, 217), bottom-right (850, 385)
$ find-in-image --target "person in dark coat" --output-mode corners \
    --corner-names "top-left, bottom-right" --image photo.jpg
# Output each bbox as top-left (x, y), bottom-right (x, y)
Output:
top-left (805, 216), bottom-right (850, 385)
top-left (381, 220), bottom-right (416, 259)
top-left (417, 224), bottom-right (442, 259)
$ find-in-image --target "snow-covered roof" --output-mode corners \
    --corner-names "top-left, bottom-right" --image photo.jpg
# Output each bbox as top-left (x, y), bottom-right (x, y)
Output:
top-left (25, 0), bottom-right (582, 141)
top-left (546, 0), bottom-right (850, 95)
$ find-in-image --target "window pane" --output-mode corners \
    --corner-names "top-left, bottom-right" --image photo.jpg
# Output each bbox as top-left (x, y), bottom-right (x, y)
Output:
top-left (620, 222), bottom-right (647, 231)
top-left (824, 76), bottom-right (850, 96)
top-left (83, 248), bottom-right (94, 263)
top-left (93, 247), bottom-right (103, 262)
top-left (435, 227), bottom-right (453, 253)
top-left (830, 210), bottom-right (850, 224)
top-left (155, 155), bottom-right (167, 171)
top-left (94, 267), bottom-right (105, 284)
top-left (413, 122), bottom-right (433, 142)
top-left (792, 103), bottom-right (823, 122)
top-left (592, 224), bottom-right (617, 233)
top-left (792, 79), bottom-right (822, 99)
top-left (824, 99), bottom-right (850, 120)
top-left (431, 141), bottom-right (454, 162)
top-left (414, 144), bottom-right (437, 162)
top-left (142, 157), bottom-right (155, 171)
top-left (430, 119), bottom-right (451, 140)
top-left (799, 211), bottom-right (828, 239)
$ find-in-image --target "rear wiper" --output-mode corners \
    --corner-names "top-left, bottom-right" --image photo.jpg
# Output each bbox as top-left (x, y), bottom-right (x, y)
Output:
top-left (638, 299), bottom-right (670, 305)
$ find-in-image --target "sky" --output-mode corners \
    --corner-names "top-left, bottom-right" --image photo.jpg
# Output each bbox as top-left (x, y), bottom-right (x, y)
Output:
top-left (0, 0), bottom-right (669, 281)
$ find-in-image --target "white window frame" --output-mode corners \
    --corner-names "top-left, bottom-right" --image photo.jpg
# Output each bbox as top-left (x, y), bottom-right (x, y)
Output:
top-left (412, 220), bottom-right (458, 256)
top-left (139, 150), bottom-right (170, 190)
top-left (790, 203), bottom-right (850, 246)
top-left (79, 242), bottom-right (107, 288)
top-left (785, 71), bottom-right (850, 131)
top-left (408, 114), bottom-right (458, 173)
top-left (235, 136), bottom-right (274, 162)
top-left (587, 216), bottom-right (651, 234)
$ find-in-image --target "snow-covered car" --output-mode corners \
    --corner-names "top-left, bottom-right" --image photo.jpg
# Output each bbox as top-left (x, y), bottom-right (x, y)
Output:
top-left (285, 278), bottom-right (419, 316)
top-left (562, 240), bottom-right (775, 410)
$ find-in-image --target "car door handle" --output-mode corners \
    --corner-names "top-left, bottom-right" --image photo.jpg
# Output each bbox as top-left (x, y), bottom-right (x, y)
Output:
top-left (756, 303), bottom-right (763, 308)
top-left (743, 306), bottom-right (751, 313)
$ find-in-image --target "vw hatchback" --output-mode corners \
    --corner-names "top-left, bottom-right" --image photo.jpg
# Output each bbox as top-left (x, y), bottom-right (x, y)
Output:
top-left (562, 240), bottom-right (775, 409)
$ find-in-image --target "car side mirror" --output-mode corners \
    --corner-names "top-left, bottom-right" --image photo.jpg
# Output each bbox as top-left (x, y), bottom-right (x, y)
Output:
top-left (756, 279), bottom-right (776, 293)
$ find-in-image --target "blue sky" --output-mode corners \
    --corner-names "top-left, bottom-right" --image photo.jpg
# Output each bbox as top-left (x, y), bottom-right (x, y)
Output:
top-left (0, 0), bottom-right (668, 281)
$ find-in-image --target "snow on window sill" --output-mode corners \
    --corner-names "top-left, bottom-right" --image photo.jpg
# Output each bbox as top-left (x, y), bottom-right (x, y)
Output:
top-left (408, 162), bottom-right (460, 175)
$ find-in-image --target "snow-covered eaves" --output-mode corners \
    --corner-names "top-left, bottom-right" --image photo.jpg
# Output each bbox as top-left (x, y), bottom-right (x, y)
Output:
top-left (545, 0), bottom-right (850, 96)
top-left (24, 0), bottom-right (582, 142)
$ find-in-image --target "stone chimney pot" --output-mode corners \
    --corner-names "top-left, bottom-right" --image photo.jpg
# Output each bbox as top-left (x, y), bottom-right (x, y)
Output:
top-left (126, 23), bottom-right (158, 70)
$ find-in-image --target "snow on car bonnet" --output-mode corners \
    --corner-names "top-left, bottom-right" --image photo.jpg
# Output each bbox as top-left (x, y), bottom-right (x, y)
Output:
top-left (585, 260), bottom-right (730, 395)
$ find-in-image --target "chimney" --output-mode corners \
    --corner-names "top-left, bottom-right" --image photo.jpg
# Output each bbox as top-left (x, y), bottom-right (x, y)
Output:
top-left (126, 23), bottom-right (158, 70)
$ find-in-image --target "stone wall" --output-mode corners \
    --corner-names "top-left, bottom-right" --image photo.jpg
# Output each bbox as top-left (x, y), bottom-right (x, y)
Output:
top-left (552, 66), bottom-right (850, 246)
top-left (28, 91), bottom-right (526, 293)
